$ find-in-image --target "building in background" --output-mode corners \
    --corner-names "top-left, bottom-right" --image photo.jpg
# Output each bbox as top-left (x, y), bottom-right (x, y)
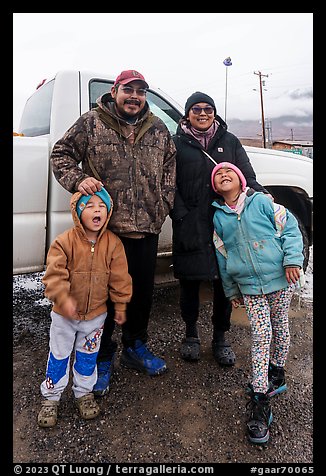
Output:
top-left (239, 138), bottom-right (313, 159)
top-left (272, 140), bottom-right (313, 159)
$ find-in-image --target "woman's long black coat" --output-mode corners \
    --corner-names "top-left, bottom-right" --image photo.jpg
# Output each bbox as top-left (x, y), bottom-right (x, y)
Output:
top-left (170, 116), bottom-right (267, 281)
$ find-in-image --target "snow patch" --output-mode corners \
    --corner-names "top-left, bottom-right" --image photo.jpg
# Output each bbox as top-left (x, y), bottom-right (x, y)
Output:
top-left (35, 297), bottom-right (52, 307)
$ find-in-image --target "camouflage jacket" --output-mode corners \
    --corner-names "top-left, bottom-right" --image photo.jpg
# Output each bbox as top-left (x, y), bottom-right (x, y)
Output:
top-left (50, 93), bottom-right (177, 236)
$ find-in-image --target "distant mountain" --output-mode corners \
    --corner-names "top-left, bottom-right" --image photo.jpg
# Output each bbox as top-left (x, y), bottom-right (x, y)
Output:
top-left (227, 115), bottom-right (313, 141)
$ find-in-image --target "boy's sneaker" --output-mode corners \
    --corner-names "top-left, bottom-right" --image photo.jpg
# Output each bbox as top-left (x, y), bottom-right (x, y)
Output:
top-left (267, 363), bottom-right (287, 397)
top-left (120, 340), bottom-right (167, 376)
top-left (93, 356), bottom-right (115, 396)
top-left (246, 392), bottom-right (273, 444)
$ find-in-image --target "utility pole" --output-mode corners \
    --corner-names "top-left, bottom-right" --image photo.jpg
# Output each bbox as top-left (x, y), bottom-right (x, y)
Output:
top-left (265, 118), bottom-right (273, 148)
top-left (254, 71), bottom-right (269, 148)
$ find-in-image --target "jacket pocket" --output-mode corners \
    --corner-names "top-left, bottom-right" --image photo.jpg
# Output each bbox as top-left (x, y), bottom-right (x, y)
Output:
top-left (70, 272), bottom-right (90, 314)
top-left (89, 272), bottom-right (110, 311)
top-left (226, 245), bottom-right (254, 282)
top-left (251, 239), bottom-right (284, 277)
top-left (70, 271), bottom-right (109, 314)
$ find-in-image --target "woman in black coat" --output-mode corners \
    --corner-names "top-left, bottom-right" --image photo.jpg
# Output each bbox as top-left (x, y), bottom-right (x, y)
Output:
top-left (171, 91), bottom-right (269, 365)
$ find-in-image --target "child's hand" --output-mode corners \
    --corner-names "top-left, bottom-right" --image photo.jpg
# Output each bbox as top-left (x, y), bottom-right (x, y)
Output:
top-left (285, 267), bottom-right (301, 284)
top-left (61, 296), bottom-right (78, 319)
top-left (231, 297), bottom-right (243, 308)
top-left (114, 310), bottom-right (127, 326)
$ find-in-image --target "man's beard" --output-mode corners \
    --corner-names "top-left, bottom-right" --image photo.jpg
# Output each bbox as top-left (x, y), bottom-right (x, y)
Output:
top-left (118, 99), bottom-right (142, 121)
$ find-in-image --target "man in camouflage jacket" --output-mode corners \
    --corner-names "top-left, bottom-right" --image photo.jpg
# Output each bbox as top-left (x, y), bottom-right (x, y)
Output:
top-left (50, 70), bottom-right (176, 393)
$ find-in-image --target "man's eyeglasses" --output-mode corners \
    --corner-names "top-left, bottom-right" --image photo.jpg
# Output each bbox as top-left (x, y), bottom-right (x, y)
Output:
top-left (120, 86), bottom-right (147, 97)
top-left (191, 106), bottom-right (215, 115)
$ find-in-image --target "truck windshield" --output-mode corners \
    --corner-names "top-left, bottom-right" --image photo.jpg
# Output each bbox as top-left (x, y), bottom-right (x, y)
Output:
top-left (89, 79), bottom-right (181, 135)
top-left (19, 80), bottom-right (54, 136)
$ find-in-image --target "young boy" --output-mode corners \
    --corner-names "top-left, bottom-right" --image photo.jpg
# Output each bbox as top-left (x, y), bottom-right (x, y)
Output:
top-left (38, 188), bottom-right (132, 427)
top-left (211, 162), bottom-right (304, 445)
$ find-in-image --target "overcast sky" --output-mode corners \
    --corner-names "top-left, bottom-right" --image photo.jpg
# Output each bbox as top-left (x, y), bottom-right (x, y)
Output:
top-left (13, 13), bottom-right (313, 131)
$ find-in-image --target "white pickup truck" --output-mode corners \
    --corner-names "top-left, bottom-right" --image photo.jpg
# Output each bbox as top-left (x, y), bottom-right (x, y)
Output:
top-left (13, 70), bottom-right (313, 282)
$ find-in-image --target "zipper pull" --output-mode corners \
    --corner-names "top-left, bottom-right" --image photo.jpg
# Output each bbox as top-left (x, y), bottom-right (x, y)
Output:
top-left (237, 214), bottom-right (241, 221)
top-left (90, 240), bottom-right (96, 253)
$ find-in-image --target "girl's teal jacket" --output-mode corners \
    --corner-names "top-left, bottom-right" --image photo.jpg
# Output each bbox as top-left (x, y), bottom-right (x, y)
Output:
top-left (212, 190), bottom-right (304, 299)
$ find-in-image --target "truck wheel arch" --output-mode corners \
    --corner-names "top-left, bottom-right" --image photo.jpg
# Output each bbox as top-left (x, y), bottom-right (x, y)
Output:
top-left (264, 185), bottom-right (312, 272)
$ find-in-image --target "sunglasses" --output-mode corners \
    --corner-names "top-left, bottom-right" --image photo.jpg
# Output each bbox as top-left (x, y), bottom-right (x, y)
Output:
top-left (120, 86), bottom-right (147, 97)
top-left (191, 106), bottom-right (215, 115)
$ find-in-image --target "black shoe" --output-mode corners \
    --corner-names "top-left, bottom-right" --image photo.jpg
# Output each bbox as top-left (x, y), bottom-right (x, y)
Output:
top-left (246, 392), bottom-right (273, 444)
top-left (180, 337), bottom-right (201, 361)
top-left (267, 363), bottom-right (287, 397)
top-left (212, 333), bottom-right (235, 366)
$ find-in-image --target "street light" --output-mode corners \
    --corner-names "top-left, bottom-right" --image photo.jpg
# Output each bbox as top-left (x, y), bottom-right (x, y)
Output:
top-left (223, 57), bottom-right (232, 122)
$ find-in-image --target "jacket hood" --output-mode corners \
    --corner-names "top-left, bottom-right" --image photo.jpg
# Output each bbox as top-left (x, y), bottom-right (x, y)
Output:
top-left (214, 114), bottom-right (228, 130)
top-left (96, 92), bottom-right (151, 125)
top-left (95, 93), bottom-right (157, 145)
top-left (70, 191), bottom-right (113, 240)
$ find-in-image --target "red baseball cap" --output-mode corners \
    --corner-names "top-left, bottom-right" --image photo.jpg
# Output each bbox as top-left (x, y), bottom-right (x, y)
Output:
top-left (113, 70), bottom-right (149, 88)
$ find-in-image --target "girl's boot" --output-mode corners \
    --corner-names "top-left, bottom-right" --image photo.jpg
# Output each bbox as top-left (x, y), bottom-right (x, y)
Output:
top-left (246, 392), bottom-right (273, 444)
top-left (267, 362), bottom-right (287, 397)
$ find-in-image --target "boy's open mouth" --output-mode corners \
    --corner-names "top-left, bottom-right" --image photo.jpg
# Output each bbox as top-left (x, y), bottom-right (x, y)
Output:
top-left (92, 216), bottom-right (101, 223)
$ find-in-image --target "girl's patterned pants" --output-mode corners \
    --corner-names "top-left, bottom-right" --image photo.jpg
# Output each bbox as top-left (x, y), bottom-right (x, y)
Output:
top-left (243, 285), bottom-right (294, 394)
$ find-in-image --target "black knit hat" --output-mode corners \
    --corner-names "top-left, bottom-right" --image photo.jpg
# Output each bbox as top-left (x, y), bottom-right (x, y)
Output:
top-left (184, 91), bottom-right (216, 117)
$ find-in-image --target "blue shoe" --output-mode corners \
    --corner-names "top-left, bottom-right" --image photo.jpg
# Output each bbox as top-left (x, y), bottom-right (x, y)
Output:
top-left (120, 340), bottom-right (167, 376)
top-left (93, 357), bottom-right (115, 396)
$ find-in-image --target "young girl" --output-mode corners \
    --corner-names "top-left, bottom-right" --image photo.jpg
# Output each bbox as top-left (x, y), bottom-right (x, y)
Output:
top-left (211, 162), bottom-right (304, 445)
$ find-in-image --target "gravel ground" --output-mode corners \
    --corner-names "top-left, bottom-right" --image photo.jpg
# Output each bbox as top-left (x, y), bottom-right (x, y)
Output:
top-left (13, 250), bottom-right (313, 466)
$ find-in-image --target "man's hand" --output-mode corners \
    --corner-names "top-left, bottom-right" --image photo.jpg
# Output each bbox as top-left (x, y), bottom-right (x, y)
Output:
top-left (78, 177), bottom-right (103, 195)
top-left (114, 310), bottom-right (127, 326)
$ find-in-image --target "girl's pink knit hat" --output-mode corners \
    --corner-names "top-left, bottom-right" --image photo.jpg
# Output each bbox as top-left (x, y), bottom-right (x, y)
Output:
top-left (211, 162), bottom-right (247, 192)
